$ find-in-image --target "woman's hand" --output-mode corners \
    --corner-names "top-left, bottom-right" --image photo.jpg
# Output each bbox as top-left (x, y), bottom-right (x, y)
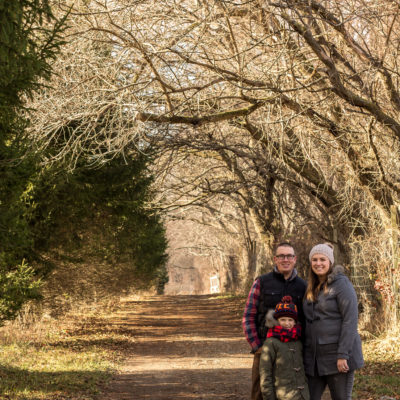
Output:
top-left (337, 358), bottom-right (349, 373)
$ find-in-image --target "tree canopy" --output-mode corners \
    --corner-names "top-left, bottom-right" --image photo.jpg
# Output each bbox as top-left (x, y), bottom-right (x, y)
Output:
top-left (28, 0), bottom-right (400, 326)
top-left (0, 0), bottom-right (168, 324)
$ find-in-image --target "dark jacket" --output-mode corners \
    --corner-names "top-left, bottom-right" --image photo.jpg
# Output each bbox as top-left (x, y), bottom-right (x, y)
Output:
top-left (257, 269), bottom-right (306, 344)
top-left (260, 310), bottom-right (310, 400)
top-left (303, 265), bottom-right (364, 376)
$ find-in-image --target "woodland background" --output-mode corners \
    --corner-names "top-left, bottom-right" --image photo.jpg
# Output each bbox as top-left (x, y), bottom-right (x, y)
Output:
top-left (0, 0), bottom-right (399, 337)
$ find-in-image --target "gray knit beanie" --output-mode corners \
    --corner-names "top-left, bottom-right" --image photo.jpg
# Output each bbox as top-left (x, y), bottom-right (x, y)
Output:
top-left (309, 243), bottom-right (334, 264)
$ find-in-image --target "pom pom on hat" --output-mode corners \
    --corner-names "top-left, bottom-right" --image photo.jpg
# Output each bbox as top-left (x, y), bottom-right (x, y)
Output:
top-left (274, 295), bottom-right (298, 321)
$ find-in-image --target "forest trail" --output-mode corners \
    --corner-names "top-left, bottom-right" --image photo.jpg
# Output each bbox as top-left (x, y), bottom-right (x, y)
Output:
top-left (97, 295), bottom-right (251, 400)
top-left (97, 295), bottom-right (330, 400)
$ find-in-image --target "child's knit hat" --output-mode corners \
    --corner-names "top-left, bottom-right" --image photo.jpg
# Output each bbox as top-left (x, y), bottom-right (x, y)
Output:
top-left (274, 295), bottom-right (298, 321)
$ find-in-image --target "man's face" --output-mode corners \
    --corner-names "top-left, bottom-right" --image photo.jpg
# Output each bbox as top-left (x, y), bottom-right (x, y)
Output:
top-left (273, 245), bottom-right (296, 276)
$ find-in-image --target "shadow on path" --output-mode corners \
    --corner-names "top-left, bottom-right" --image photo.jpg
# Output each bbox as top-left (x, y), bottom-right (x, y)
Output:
top-left (97, 295), bottom-right (252, 400)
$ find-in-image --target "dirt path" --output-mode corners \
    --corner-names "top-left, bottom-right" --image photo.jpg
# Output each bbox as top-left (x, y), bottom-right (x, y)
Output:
top-left (97, 295), bottom-right (330, 400)
top-left (96, 295), bottom-right (250, 400)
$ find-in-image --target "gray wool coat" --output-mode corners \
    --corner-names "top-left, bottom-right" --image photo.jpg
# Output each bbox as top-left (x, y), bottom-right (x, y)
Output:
top-left (259, 310), bottom-right (310, 400)
top-left (303, 265), bottom-right (364, 376)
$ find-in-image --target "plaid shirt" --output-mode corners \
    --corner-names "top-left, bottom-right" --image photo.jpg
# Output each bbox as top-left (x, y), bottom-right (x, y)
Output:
top-left (242, 278), bottom-right (262, 352)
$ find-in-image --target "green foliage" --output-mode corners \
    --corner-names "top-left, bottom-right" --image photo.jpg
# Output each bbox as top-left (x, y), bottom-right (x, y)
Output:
top-left (0, 0), bottom-right (64, 110)
top-left (0, 261), bottom-right (41, 324)
top-left (0, 0), bottom-right (65, 324)
top-left (29, 152), bottom-right (168, 293)
top-left (0, 0), bottom-right (167, 323)
top-left (0, 143), bottom-right (35, 264)
top-left (155, 265), bottom-right (169, 295)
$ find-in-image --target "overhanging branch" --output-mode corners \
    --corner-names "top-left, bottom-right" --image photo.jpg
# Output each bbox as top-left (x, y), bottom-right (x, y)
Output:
top-left (136, 103), bottom-right (261, 126)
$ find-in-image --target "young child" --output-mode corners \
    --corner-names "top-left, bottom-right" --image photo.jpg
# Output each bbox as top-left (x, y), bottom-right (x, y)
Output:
top-left (259, 295), bottom-right (309, 400)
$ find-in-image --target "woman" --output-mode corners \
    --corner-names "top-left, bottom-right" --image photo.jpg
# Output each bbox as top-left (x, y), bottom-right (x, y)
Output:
top-left (303, 243), bottom-right (364, 400)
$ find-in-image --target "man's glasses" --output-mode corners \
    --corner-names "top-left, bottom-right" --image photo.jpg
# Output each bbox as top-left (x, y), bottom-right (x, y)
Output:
top-left (275, 254), bottom-right (295, 260)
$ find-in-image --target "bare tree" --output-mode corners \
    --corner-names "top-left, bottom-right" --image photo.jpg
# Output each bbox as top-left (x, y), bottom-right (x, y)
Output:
top-left (29, 0), bottom-right (400, 325)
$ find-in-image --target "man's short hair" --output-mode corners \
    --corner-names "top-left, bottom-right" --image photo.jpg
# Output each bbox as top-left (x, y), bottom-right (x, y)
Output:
top-left (275, 242), bottom-right (295, 254)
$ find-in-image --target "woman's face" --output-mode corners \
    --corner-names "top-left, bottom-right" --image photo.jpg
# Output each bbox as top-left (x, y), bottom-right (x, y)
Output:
top-left (311, 253), bottom-right (331, 278)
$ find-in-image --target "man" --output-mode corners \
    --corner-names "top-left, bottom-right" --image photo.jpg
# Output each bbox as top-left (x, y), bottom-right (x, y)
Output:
top-left (242, 242), bottom-right (307, 400)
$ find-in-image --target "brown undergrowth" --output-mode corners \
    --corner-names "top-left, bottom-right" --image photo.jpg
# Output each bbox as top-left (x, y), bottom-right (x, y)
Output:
top-left (0, 294), bottom-right (398, 400)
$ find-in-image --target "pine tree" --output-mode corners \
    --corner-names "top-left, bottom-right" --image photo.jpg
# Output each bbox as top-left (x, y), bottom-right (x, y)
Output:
top-left (0, 0), bottom-right (65, 323)
top-left (29, 152), bottom-right (168, 295)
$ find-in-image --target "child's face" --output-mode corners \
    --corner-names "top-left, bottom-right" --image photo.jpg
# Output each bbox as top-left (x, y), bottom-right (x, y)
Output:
top-left (277, 316), bottom-right (296, 329)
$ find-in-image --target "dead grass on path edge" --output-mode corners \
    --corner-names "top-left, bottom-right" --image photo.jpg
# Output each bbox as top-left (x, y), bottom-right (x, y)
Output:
top-left (0, 294), bottom-right (399, 400)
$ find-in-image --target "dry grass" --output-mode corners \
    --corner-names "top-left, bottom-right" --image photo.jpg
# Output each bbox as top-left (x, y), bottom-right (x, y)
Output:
top-left (354, 333), bottom-right (400, 399)
top-left (0, 295), bottom-right (399, 400)
top-left (0, 298), bottom-right (125, 400)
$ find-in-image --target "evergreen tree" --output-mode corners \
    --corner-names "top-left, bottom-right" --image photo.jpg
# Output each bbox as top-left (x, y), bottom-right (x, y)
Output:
top-left (0, 0), bottom-right (65, 323)
top-left (28, 152), bottom-right (168, 297)
top-left (0, 2), bottom-right (168, 322)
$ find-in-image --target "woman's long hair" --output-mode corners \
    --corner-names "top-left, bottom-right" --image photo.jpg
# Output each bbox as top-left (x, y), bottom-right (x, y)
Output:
top-left (305, 261), bottom-right (333, 302)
